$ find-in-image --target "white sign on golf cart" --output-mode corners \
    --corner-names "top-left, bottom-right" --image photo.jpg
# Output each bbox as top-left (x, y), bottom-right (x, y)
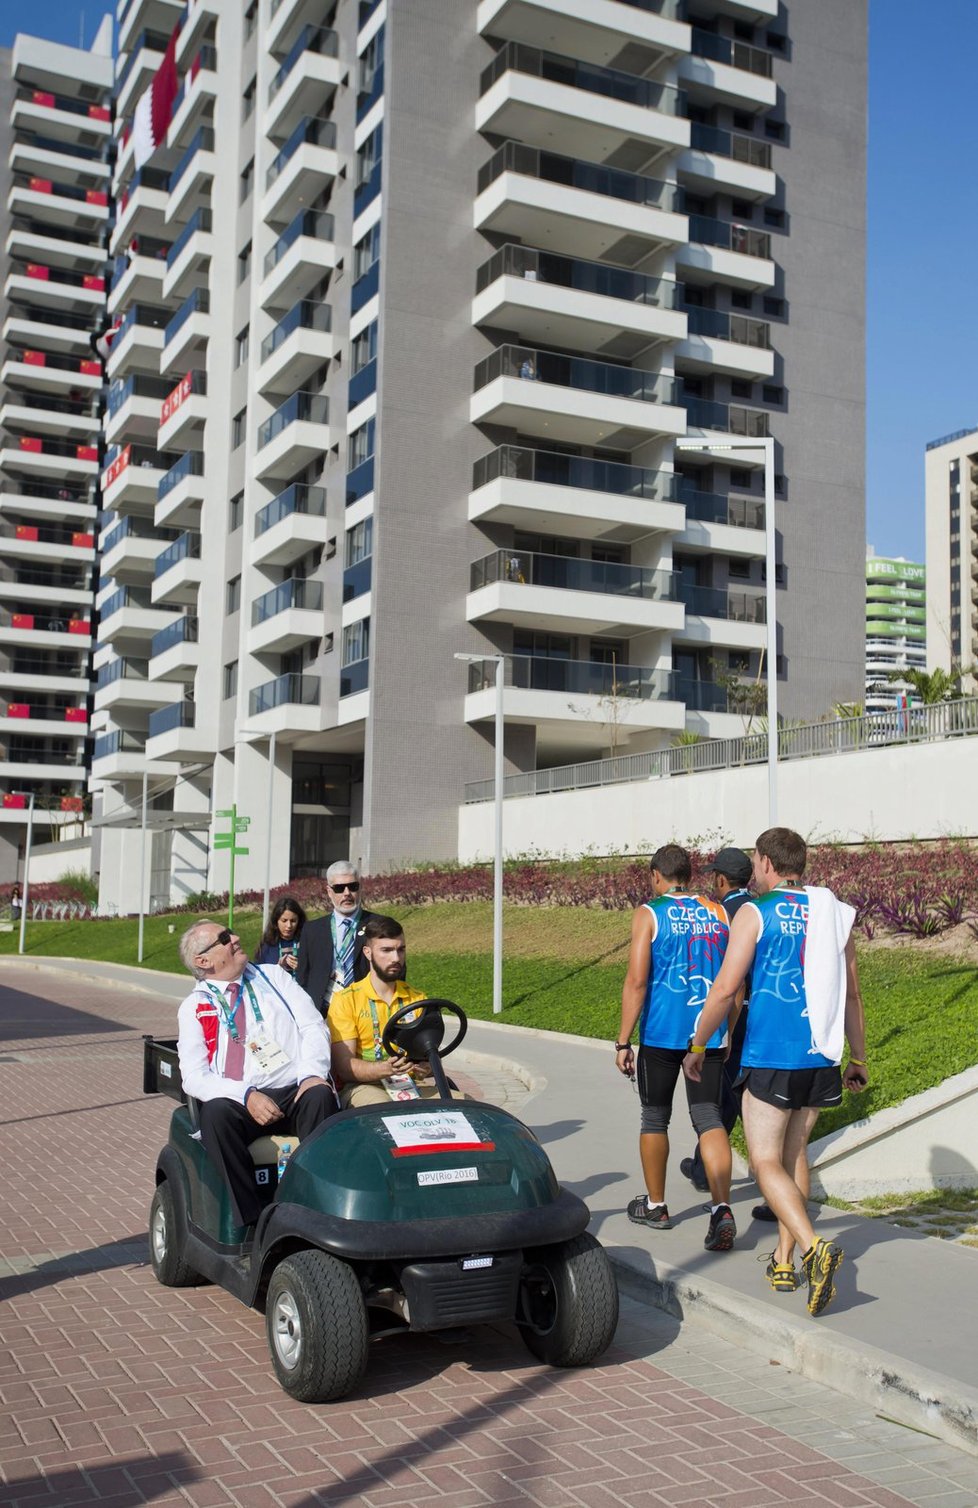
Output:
top-left (382, 1110), bottom-right (484, 1151)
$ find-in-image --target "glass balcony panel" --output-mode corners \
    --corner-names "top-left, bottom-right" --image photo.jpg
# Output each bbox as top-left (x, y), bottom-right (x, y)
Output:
top-left (680, 487), bottom-right (765, 529)
top-left (148, 700), bottom-right (195, 736)
top-left (168, 127), bottom-right (215, 192)
top-left (472, 446), bottom-right (680, 502)
top-left (476, 243), bottom-right (679, 308)
top-left (263, 209), bottom-right (335, 276)
top-left (340, 658), bottom-right (369, 697)
top-left (150, 615), bottom-right (198, 658)
top-left (163, 287), bottom-right (209, 345)
top-left (684, 308), bottom-right (770, 347)
top-left (467, 656), bottom-right (676, 700)
top-left (93, 729), bottom-right (145, 760)
top-left (255, 483), bottom-right (326, 536)
top-left (259, 298), bottom-right (332, 362)
top-left (157, 450), bottom-right (205, 499)
top-left (166, 207), bottom-right (213, 267)
top-left (266, 117), bottom-right (337, 189)
top-left (154, 532), bottom-right (201, 577)
top-left (688, 123), bottom-right (772, 170)
top-left (481, 42), bottom-right (683, 115)
top-left (470, 549), bottom-right (676, 601)
top-left (690, 28), bottom-right (774, 79)
top-left (251, 577), bottom-right (323, 626)
top-left (478, 140), bottom-right (680, 212)
top-left (257, 391), bottom-right (328, 448)
top-left (269, 26), bottom-right (339, 101)
top-left (679, 583), bottom-right (767, 622)
top-left (474, 345), bottom-right (679, 405)
top-left (248, 671), bottom-right (319, 716)
top-left (687, 215), bottom-right (771, 259)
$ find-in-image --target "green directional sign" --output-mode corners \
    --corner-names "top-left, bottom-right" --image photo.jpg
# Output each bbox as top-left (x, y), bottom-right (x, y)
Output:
top-left (213, 802), bottom-right (250, 927)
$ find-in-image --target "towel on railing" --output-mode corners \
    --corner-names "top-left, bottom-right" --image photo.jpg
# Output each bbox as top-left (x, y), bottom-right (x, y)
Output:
top-left (802, 886), bottom-right (855, 1064)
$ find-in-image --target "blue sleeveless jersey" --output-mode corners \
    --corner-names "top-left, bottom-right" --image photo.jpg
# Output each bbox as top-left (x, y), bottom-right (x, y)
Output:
top-left (741, 887), bottom-right (833, 1070)
top-left (638, 894), bottom-right (730, 1050)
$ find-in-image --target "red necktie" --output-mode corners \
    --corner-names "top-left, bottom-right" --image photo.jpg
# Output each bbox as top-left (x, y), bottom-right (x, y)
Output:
top-left (223, 982), bottom-right (246, 1080)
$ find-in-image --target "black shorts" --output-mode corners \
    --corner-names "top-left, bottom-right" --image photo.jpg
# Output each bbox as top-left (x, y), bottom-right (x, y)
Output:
top-left (637, 1045), bottom-right (725, 1111)
top-left (738, 1065), bottom-right (842, 1111)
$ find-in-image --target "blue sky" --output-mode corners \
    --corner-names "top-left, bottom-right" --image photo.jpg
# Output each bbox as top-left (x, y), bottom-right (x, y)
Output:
top-left (4, 0), bottom-right (976, 566)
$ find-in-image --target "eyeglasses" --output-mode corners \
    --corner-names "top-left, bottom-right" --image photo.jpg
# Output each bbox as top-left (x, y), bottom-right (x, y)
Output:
top-left (329, 881), bottom-right (360, 894)
top-left (199, 928), bottom-right (233, 954)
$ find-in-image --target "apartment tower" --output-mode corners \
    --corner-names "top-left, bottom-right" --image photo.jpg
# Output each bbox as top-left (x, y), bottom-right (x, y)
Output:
top-left (0, 28), bottom-right (112, 880)
top-left (93, 0), bottom-right (867, 904)
top-left (925, 426), bottom-right (978, 687)
top-left (864, 550), bottom-right (925, 713)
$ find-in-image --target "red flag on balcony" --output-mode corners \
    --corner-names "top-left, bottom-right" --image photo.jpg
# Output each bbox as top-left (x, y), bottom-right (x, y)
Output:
top-left (71, 532), bottom-right (94, 549)
top-left (25, 263), bottom-right (50, 280)
top-left (18, 437), bottom-right (42, 453)
top-left (10, 615), bottom-right (35, 630)
top-left (15, 526), bottom-right (39, 541)
top-left (32, 90), bottom-right (55, 108)
top-left (68, 620), bottom-right (91, 635)
top-left (6, 704), bottom-right (30, 718)
top-left (82, 274), bottom-right (105, 291)
top-left (132, 15), bottom-right (183, 170)
top-left (23, 350), bottom-right (46, 367)
top-left (79, 359), bottom-right (101, 376)
top-left (88, 105), bottom-right (111, 122)
top-left (2, 794), bottom-right (27, 809)
top-left (76, 445), bottom-right (99, 462)
top-left (28, 177), bottom-right (52, 193)
top-left (64, 709), bottom-right (87, 724)
top-left (85, 189), bottom-right (108, 207)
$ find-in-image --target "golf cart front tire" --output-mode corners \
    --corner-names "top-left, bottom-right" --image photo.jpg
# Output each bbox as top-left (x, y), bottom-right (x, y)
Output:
top-left (265, 1249), bottom-right (369, 1403)
top-left (519, 1232), bottom-right (619, 1367)
top-left (149, 1182), bottom-right (201, 1288)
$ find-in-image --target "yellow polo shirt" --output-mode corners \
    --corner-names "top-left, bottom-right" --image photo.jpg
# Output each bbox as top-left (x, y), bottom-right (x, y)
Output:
top-left (328, 976), bottom-right (428, 1061)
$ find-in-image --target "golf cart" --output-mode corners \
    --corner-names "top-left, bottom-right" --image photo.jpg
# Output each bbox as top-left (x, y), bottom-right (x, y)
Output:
top-left (144, 998), bottom-right (619, 1402)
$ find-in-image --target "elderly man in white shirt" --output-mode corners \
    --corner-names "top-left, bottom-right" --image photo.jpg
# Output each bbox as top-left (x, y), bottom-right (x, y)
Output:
top-left (176, 918), bottom-right (338, 1232)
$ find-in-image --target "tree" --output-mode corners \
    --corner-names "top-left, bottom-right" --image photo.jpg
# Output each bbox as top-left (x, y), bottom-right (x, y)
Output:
top-left (885, 665), bottom-right (972, 704)
top-left (568, 654), bottom-right (641, 756)
top-left (707, 654), bottom-right (768, 735)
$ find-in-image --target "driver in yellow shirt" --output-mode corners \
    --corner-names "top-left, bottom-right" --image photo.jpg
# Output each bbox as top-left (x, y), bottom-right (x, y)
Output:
top-left (329, 916), bottom-right (441, 1107)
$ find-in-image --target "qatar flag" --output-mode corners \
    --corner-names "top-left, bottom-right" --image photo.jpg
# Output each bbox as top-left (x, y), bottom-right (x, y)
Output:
top-left (131, 17), bottom-right (182, 170)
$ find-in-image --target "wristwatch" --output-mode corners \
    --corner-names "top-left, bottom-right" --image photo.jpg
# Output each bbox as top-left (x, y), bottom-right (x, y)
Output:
top-left (614, 1041), bottom-right (631, 1052)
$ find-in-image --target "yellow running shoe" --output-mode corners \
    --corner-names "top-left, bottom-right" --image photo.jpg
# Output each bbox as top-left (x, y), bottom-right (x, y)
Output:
top-left (802, 1238), bottom-right (844, 1316)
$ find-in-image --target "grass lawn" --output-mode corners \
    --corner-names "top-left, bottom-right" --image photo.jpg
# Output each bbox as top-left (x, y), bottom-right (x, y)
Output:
top-left (3, 902), bottom-right (976, 1140)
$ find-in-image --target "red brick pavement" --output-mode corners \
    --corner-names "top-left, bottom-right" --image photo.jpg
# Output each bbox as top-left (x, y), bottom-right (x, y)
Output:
top-left (0, 963), bottom-right (917, 1508)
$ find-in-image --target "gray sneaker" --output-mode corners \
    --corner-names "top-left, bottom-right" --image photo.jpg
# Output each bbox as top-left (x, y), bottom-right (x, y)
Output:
top-left (627, 1195), bottom-right (673, 1230)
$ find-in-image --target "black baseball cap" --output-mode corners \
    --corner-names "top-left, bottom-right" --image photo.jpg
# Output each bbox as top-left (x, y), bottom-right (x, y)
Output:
top-left (707, 847), bottom-right (753, 885)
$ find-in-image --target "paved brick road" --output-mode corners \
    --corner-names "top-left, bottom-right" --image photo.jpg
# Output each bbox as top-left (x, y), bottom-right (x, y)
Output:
top-left (0, 962), bottom-right (969, 1508)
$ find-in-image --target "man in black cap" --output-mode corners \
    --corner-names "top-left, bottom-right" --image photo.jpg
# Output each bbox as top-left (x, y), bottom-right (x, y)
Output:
top-left (681, 848), bottom-right (768, 1205)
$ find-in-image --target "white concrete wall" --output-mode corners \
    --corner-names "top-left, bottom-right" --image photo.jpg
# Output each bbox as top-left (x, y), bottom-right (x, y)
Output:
top-left (26, 839), bottom-right (92, 885)
top-left (457, 735), bottom-right (978, 859)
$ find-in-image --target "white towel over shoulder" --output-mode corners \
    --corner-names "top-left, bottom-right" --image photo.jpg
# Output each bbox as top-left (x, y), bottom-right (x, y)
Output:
top-left (802, 885), bottom-right (855, 1064)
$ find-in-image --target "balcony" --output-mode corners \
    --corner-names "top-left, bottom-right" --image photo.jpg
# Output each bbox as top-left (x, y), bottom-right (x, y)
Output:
top-left (105, 373), bottom-right (170, 444)
top-left (678, 488), bottom-right (766, 557)
top-left (463, 653), bottom-right (684, 753)
top-left (676, 582), bottom-right (767, 651)
top-left (91, 727), bottom-right (168, 778)
top-left (247, 577), bottom-right (324, 655)
top-left (253, 391), bottom-right (329, 480)
top-left (683, 398), bottom-right (770, 441)
top-left (252, 483), bottom-right (328, 568)
top-left (476, 0), bottom-right (688, 71)
top-left (262, 117), bottom-right (339, 227)
top-left (1, 392), bottom-right (99, 445)
top-left (102, 444), bottom-right (172, 516)
top-left (151, 531), bottom-right (201, 606)
top-left (146, 699), bottom-right (211, 762)
top-left (166, 45), bottom-right (218, 150)
top-left (148, 613), bottom-right (199, 682)
top-left (118, 0), bottom-right (185, 56)
top-left (260, 208), bottom-right (337, 310)
top-left (680, 122), bottom-right (776, 201)
top-left (266, 25), bottom-right (340, 140)
top-left (174, 0), bottom-right (218, 65)
top-left (471, 344), bottom-right (686, 446)
top-left (257, 298), bottom-right (333, 395)
top-left (107, 302), bottom-right (169, 378)
top-left (677, 306), bottom-right (774, 378)
top-left (478, 41), bottom-right (688, 167)
top-left (11, 88), bottom-right (111, 147)
top-left (116, 29), bottom-right (169, 117)
top-left (247, 671), bottom-right (320, 736)
top-left (475, 140), bottom-right (686, 263)
top-left (165, 127), bottom-right (216, 225)
top-left (0, 433), bottom-right (99, 484)
top-left (98, 585), bottom-right (178, 647)
top-left (8, 173), bottom-right (110, 232)
top-left (162, 207), bottom-right (213, 302)
top-left (155, 450), bottom-right (205, 528)
top-left (468, 549), bottom-right (683, 636)
top-left (0, 742), bottom-right (88, 783)
top-left (100, 515), bottom-right (164, 580)
top-left (10, 138), bottom-right (110, 195)
top-left (0, 519), bottom-right (95, 569)
top-left (0, 699), bottom-right (88, 740)
top-left (161, 286), bottom-right (210, 374)
top-left (0, 606), bottom-right (91, 649)
top-left (94, 654), bottom-right (182, 712)
top-left (3, 304), bottom-right (93, 358)
top-left (679, 29), bottom-right (777, 112)
top-left (107, 238), bottom-right (170, 313)
top-left (474, 243), bottom-right (684, 357)
top-left (110, 166), bottom-right (171, 254)
top-left (157, 369), bottom-right (207, 452)
top-left (469, 445), bottom-right (685, 542)
top-left (1, 350), bottom-right (102, 401)
top-left (679, 214), bottom-right (775, 290)
top-left (0, 478), bottom-right (96, 530)
top-left (4, 261), bottom-right (106, 316)
top-left (6, 221), bottom-right (107, 281)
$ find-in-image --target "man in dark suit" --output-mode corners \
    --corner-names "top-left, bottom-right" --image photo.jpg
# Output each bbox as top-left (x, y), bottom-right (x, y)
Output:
top-left (295, 861), bottom-right (386, 1017)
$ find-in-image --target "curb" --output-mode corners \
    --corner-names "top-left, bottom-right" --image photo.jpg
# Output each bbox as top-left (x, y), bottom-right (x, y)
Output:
top-left (608, 1246), bottom-right (978, 1459)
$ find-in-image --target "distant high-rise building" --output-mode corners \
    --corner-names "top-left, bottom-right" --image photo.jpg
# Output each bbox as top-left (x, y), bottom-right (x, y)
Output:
top-left (864, 551), bottom-right (926, 713)
top-left (0, 28), bottom-right (112, 880)
top-left (925, 426), bottom-right (978, 687)
top-left (92, 0), bottom-right (868, 906)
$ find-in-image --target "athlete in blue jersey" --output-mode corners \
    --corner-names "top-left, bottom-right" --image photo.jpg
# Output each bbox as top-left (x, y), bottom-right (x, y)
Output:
top-left (684, 828), bottom-right (868, 1317)
top-left (616, 844), bottom-right (738, 1253)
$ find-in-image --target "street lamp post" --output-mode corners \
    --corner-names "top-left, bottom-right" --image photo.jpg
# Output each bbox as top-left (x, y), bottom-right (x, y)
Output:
top-left (456, 651), bottom-right (505, 1015)
top-left (17, 791), bottom-right (36, 955)
top-left (674, 436), bottom-right (778, 826)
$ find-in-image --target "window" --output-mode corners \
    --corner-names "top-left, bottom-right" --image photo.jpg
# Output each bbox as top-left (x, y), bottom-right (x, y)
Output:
top-left (223, 661), bottom-right (238, 699)
top-left (356, 124), bottom-right (383, 188)
top-left (242, 79), bottom-right (256, 122)
top-left (342, 618), bottom-right (369, 666)
top-left (353, 223), bottom-right (381, 280)
top-left (231, 408), bottom-right (246, 448)
top-left (729, 469), bottom-right (752, 489)
top-left (729, 559), bottom-right (751, 580)
top-left (731, 198), bottom-right (754, 220)
top-left (762, 295), bottom-right (785, 317)
top-left (229, 492), bottom-right (243, 532)
top-left (226, 575), bottom-right (241, 614)
top-left (239, 158), bottom-right (254, 204)
top-left (763, 207), bottom-right (785, 228)
top-left (762, 384), bottom-right (784, 405)
top-left (235, 326), bottom-right (250, 368)
top-left (348, 417), bottom-right (376, 469)
top-left (733, 21), bottom-right (754, 40)
top-left (730, 289), bottom-right (753, 310)
top-left (351, 322), bottom-right (378, 374)
top-left (766, 32), bottom-right (787, 51)
top-left (730, 379), bottom-right (753, 399)
top-left (237, 241), bottom-right (252, 286)
top-left (765, 119), bottom-right (786, 141)
top-left (732, 112), bottom-right (754, 132)
top-left (346, 517), bottom-right (373, 566)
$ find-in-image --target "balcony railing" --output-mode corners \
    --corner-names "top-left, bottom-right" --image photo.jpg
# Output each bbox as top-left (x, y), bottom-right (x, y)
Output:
top-left (102, 516), bottom-right (166, 552)
top-left (116, 29), bottom-right (171, 95)
top-left (166, 207), bottom-right (213, 268)
top-left (163, 287), bottom-right (209, 346)
top-left (476, 243), bottom-right (680, 309)
top-left (260, 299), bottom-right (331, 363)
top-left (15, 87), bottom-right (111, 122)
top-left (684, 307), bottom-right (770, 347)
top-left (0, 608), bottom-right (90, 633)
top-left (474, 344), bottom-right (680, 406)
top-left (107, 373), bottom-right (171, 416)
top-left (154, 531), bottom-right (200, 577)
top-left (255, 483), bottom-right (327, 536)
top-left (681, 488), bottom-right (766, 530)
top-left (269, 25), bottom-right (338, 102)
top-left (157, 450), bottom-right (204, 499)
top-left (467, 655), bottom-right (676, 700)
top-left (95, 657), bottom-right (148, 689)
top-left (116, 303), bottom-right (170, 343)
top-left (168, 45), bottom-right (217, 116)
top-left (10, 262), bottom-right (105, 292)
top-left (263, 209), bottom-right (335, 277)
top-left (249, 671), bottom-right (320, 717)
top-left (688, 123), bottom-right (772, 170)
top-left (2, 519), bottom-right (95, 548)
top-left (471, 549), bottom-right (677, 602)
top-left (477, 140), bottom-right (681, 213)
top-left (93, 729), bottom-right (145, 760)
top-left (690, 28), bottom-right (774, 79)
top-left (12, 173), bottom-right (109, 207)
top-left (688, 215), bottom-right (771, 259)
top-left (472, 445), bottom-right (681, 504)
top-left (168, 127), bottom-right (215, 193)
top-left (100, 585), bottom-right (154, 617)
top-left (251, 577), bottom-right (323, 626)
top-left (118, 164), bottom-right (170, 200)
top-left (257, 391), bottom-right (328, 449)
top-left (679, 583), bottom-right (766, 622)
top-left (148, 700), bottom-right (195, 736)
top-left (481, 41), bottom-right (684, 116)
top-left (150, 614), bottom-right (198, 658)
top-left (684, 399), bottom-right (770, 436)
top-left (266, 116), bottom-right (337, 189)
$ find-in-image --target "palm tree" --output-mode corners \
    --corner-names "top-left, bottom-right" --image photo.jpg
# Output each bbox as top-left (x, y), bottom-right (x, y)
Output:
top-left (886, 666), bottom-right (970, 704)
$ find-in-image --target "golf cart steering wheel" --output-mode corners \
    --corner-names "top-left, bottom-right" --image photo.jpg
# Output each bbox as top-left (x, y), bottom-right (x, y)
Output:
top-left (381, 998), bottom-right (467, 1064)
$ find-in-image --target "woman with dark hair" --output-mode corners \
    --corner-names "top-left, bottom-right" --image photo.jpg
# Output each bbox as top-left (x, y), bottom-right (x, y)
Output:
top-left (254, 896), bottom-right (307, 974)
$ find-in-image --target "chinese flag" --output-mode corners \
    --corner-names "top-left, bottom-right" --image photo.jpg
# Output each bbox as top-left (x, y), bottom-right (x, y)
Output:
top-left (2, 795), bottom-right (27, 809)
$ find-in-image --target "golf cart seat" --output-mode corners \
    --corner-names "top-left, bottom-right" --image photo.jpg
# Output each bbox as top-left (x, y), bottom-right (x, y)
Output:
top-left (142, 1038), bottom-right (300, 1167)
top-left (249, 1133), bottom-right (298, 1166)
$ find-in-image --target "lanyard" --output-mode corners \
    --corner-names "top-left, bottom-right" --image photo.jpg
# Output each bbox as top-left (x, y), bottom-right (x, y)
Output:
top-left (366, 996), bottom-right (387, 1061)
top-left (203, 976), bottom-right (264, 1041)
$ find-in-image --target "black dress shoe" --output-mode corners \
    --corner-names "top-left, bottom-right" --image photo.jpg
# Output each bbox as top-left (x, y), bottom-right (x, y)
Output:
top-left (752, 1203), bottom-right (778, 1222)
top-left (680, 1156), bottom-right (710, 1194)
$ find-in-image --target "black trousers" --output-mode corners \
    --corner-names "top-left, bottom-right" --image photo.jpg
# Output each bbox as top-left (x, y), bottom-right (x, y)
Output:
top-left (690, 1053), bottom-right (744, 1180)
top-left (198, 1082), bottom-right (338, 1229)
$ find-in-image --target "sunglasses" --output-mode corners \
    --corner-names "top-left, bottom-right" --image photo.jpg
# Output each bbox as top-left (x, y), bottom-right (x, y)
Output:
top-left (199, 928), bottom-right (233, 954)
top-left (329, 881), bottom-right (360, 894)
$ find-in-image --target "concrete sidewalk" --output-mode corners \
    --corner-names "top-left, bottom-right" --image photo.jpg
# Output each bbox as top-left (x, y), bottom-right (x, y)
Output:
top-left (14, 955), bottom-right (978, 1460)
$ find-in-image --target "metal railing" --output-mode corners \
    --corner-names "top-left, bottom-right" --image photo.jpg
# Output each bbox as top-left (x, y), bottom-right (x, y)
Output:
top-left (471, 446), bottom-right (678, 503)
top-left (263, 209), bottom-right (335, 277)
top-left (150, 615), bottom-right (198, 659)
top-left (475, 344), bottom-right (679, 405)
top-left (163, 286), bottom-right (209, 346)
top-left (680, 583), bottom-right (766, 622)
top-left (168, 127), bottom-right (215, 193)
top-left (255, 483), bottom-right (326, 536)
top-left (251, 577), bottom-right (323, 626)
top-left (157, 450), bottom-right (204, 499)
top-left (154, 531), bottom-right (201, 578)
top-left (481, 42), bottom-right (684, 116)
top-left (476, 243), bottom-right (680, 309)
top-left (266, 116), bottom-right (337, 189)
top-left (465, 655), bottom-right (677, 702)
top-left (257, 391), bottom-right (328, 449)
top-left (690, 27), bottom-right (774, 79)
top-left (148, 701), bottom-right (195, 737)
top-left (478, 140), bottom-right (681, 213)
top-left (463, 698), bottom-right (978, 804)
top-left (260, 298), bottom-right (331, 363)
top-left (249, 672), bottom-right (320, 717)
top-left (689, 123), bottom-right (772, 169)
top-left (93, 729), bottom-right (145, 761)
top-left (471, 549), bottom-right (677, 602)
top-left (684, 307), bottom-right (770, 348)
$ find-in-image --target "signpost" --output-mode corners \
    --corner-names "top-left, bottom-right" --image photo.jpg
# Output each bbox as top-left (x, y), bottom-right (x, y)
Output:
top-left (214, 806), bottom-right (250, 929)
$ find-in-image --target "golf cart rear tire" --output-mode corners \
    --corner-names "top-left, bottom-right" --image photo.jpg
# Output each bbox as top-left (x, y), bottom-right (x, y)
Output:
top-left (149, 1182), bottom-right (201, 1288)
top-left (265, 1250), bottom-right (369, 1403)
top-left (519, 1232), bottom-right (619, 1367)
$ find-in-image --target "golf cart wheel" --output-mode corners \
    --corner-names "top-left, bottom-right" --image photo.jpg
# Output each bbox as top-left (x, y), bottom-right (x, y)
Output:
top-left (518, 1233), bottom-right (619, 1367)
top-left (265, 1250), bottom-right (368, 1403)
top-left (149, 1182), bottom-right (200, 1288)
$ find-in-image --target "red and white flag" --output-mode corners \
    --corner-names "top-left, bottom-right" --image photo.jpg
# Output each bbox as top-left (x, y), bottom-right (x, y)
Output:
top-left (131, 18), bottom-right (182, 170)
